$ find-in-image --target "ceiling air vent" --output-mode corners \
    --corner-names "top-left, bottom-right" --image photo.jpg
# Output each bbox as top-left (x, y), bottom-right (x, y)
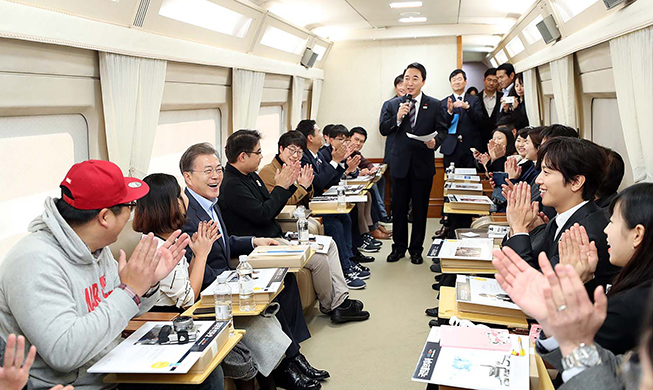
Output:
top-left (133, 0), bottom-right (151, 27)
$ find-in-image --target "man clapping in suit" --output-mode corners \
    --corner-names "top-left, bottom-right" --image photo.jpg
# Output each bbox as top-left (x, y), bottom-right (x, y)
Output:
top-left (380, 62), bottom-right (451, 265)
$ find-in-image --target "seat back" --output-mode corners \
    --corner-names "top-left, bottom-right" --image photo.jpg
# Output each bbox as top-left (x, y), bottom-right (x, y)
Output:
top-left (108, 219), bottom-right (142, 261)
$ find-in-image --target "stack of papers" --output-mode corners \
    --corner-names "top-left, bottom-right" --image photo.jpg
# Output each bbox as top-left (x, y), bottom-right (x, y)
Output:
top-left (200, 268), bottom-right (288, 304)
top-left (427, 238), bottom-right (495, 271)
top-left (456, 275), bottom-right (525, 318)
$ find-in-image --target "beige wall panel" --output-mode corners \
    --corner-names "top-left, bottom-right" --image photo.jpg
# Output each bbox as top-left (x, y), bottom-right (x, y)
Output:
top-left (261, 88), bottom-right (289, 105)
top-left (0, 38), bottom-right (98, 78)
top-left (576, 42), bottom-right (612, 74)
top-left (579, 69), bottom-right (616, 95)
top-left (160, 83), bottom-right (229, 110)
top-left (165, 61), bottom-right (231, 85)
top-left (538, 63), bottom-right (551, 81)
top-left (541, 79), bottom-right (553, 96)
top-left (317, 37), bottom-right (457, 159)
top-left (264, 74), bottom-right (292, 90)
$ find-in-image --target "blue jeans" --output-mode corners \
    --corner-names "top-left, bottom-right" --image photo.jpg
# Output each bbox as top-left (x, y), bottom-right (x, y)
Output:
top-left (372, 180), bottom-right (388, 219)
top-left (322, 214), bottom-right (355, 271)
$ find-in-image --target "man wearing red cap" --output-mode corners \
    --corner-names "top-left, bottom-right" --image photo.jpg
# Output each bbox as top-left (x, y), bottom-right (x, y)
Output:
top-left (0, 160), bottom-right (225, 390)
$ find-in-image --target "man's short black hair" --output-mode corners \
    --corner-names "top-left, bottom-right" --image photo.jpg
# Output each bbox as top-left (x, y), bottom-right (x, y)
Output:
top-left (328, 124), bottom-right (349, 139)
top-left (536, 137), bottom-right (607, 201)
top-left (56, 188), bottom-right (124, 227)
top-left (296, 119), bottom-right (317, 139)
top-left (540, 124), bottom-right (579, 140)
top-left (225, 129), bottom-right (262, 163)
top-left (496, 63), bottom-right (515, 77)
top-left (394, 75), bottom-right (404, 87)
top-left (496, 116), bottom-right (517, 130)
top-left (516, 126), bottom-right (531, 140)
top-left (484, 68), bottom-right (497, 78)
top-left (323, 124), bottom-right (335, 138)
top-left (449, 69), bottom-right (466, 81)
top-left (597, 148), bottom-right (625, 199)
top-left (404, 62), bottom-right (427, 81)
top-left (349, 126), bottom-right (367, 140)
top-left (278, 130), bottom-right (307, 150)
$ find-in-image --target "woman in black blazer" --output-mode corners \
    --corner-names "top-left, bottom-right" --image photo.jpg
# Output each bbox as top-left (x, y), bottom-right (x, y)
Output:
top-left (474, 127), bottom-right (517, 172)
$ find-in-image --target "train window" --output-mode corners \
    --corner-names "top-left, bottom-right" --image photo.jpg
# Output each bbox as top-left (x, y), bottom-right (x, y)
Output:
top-left (0, 114), bottom-right (89, 260)
top-left (553, 0), bottom-right (600, 23)
top-left (260, 26), bottom-right (307, 55)
top-left (148, 109), bottom-right (222, 186)
top-left (591, 98), bottom-right (633, 187)
top-left (495, 50), bottom-right (509, 65)
top-left (522, 15), bottom-right (544, 45)
top-left (158, 0), bottom-right (253, 38)
top-left (505, 36), bottom-right (526, 57)
top-left (256, 106), bottom-right (284, 167)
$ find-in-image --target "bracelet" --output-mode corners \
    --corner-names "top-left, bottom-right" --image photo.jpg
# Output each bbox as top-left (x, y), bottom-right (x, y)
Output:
top-left (118, 283), bottom-right (141, 307)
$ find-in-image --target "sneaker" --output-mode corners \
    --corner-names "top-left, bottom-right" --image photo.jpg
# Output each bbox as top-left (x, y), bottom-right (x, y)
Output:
top-left (345, 270), bottom-right (366, 289)
top-left (351, 252), bottom-right (375, 263)
top-left (351, 262), bottom-right (370, 272)
top-left (351, 263), bottom-right (370, 279)
top-left (363, 233), bottom-right (382, 247)
top-left (358, 241), bottom-right (380, 253)
top-left (380, 215), bottom-right (393, 224)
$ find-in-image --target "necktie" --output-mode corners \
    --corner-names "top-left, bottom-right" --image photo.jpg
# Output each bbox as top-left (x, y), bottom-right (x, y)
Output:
top-left (408, 99), bottom-right (417, 129)
top-left (448, 113), bottom-right (459, 134)
top-left (457, 96), bottom-right (463, 101)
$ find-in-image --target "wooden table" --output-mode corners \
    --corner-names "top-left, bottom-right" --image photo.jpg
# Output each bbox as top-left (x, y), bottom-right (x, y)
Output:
top-left (123, 312), bottom-right (180, 338)
top-left (104, 330), bottom-right (245, 385)
top-left (182, 284), bottom-right (285, 318)
top-left (438, 286), bottom-right (529, 329)
top-left (439, 263), bottom-right (498, 275)
top-left (311, 204), bottom-right (355, 215)
top-left (443, 203), bottom-right (490, 216)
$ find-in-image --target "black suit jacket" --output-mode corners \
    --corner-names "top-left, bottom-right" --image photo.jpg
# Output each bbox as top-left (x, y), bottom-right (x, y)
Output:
top-left (218, 163), bottom-right (295, 238)
top-left (182, 188), bottom-right (254, 290)
top-left (479, 90), bottom-right (503, 140)
top-left (439, 93), bottom-right (485, 157)
top-left (380, 96), bottom-right (401, 165)
top-left (379, 93), bottom-right (450, 179)
top-left (300, 149), bottom-right (345, 195)
top-left (504, 201), bottom-right (621, 294)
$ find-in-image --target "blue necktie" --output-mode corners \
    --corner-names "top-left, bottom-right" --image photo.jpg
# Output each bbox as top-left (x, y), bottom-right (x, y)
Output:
top-left (448, 96), bottom-right (463, 134)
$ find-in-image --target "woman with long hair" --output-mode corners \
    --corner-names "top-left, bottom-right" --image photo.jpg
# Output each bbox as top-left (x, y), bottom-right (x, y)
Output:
top-left (474, 127), bottom-right (517, 172)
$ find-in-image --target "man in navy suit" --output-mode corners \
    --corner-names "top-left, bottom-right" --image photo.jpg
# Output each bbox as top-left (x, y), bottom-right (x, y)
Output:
top-left (439, 69), bottom-right (486, 168)
top-left (380, 62), bottom-right (452, 264)
top-left (179, 142), bottom-right (328, 390)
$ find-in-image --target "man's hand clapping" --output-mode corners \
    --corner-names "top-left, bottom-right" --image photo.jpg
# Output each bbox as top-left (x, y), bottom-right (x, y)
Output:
top-left (274, 162), bottom-right (300, 190)
top-left (506, 182), bottom-right (539, 234)
top-left (558, 224), bottom-right (599, 283)
top-left (505, 158), bottom-right (522, 180)
top-left (345, 154), bottom-right (361, 174)
top-left (297, 164), bottom-right (314, 188)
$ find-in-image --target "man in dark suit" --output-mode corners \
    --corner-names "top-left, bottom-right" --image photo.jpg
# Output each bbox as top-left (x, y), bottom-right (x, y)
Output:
top-left (479, 68), bottom-right (503, 146)
top-left (439, 69), bottom-right (485, 168)
top-left (503, 138), bottom-right (621, 294)
top-left (179, 142), bottom-right (328, 390)
top-left (380, 62), bottom-right (452, 264)
top-left (380, 74), bottom-right (406, 168)
top-left (217, 130), bottom-right (369, 323)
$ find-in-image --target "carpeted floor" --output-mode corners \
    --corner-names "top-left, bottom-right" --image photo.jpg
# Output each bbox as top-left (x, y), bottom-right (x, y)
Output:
top-left (300, 218), bottom-right (442, 389)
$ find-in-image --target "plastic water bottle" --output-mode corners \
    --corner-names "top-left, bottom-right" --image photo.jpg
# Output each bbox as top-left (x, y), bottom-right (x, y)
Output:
top-left (294, 206), bottom-right (310, 243)
top-left (213, 274), bottom-right (234, 334)
top-left (237, 255), bottom-right (255, 311)
top-left (446, 162), bottom-right (456, 176)
top-left (337, 186), bottom-right (346, 211)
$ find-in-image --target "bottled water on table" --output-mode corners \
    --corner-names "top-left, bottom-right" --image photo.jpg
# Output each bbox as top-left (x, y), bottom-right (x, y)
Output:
top-left (294, 205), bottom-right (310, 243)
top-left (446, 162), bottom-right (456, 176)
top-left (237, 255), bottom-right (255, 311)
top-left (337, 186), bottom-right (346, 211)
top-left (213, 274), bottom-right (234, 334)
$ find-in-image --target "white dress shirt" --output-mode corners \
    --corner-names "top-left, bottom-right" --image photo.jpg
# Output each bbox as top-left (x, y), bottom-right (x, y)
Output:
top-left (483, 90), bottom-right (497, 117)
top-left (553, 200), bottom-right (589, 240)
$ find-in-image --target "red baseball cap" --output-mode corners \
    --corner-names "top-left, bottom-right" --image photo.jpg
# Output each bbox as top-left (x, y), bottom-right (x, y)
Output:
top-left (60, 160), bottom-right (150, 210)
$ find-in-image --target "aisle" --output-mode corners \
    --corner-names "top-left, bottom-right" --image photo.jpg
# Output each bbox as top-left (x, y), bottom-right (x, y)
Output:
top-left (301, 218), bottom-right (442, 390)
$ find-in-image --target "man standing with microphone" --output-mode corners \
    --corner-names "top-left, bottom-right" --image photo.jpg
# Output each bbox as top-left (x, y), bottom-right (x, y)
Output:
top-left (380, 62), bottom-right (452, 265)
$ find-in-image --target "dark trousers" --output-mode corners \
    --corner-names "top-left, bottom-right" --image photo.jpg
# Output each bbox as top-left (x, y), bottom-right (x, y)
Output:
top-left (119, 366), bottom-right (224, 389)
top-left (274, 273), bottom-right (311, 357)
top-left (322, 214), bottom-right (355, 271)
top-left (444, 148), bottom-right (476, 169)
top-left (391, 171), bottom-right (433, 255)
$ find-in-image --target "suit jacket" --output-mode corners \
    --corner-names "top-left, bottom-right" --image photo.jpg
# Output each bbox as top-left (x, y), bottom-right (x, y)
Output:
top-left (182, 188), bottom-right (253, 290)
top-left (504, 201), bottom-right (621, 294)
top-left (479, 89), bottom-right (503, 144)
top-left (218, 163), bottom-right (295, 238)
top-left (439, 93), bottom-right (485, 157)
top-left (259, 156), bottom-right (313, 207)
top-left (379, 93), bottom-right (450, 179)
top-left (380, 96), bottom-right (401, 164)
top-left (300, 148), bottom-right (345, 195)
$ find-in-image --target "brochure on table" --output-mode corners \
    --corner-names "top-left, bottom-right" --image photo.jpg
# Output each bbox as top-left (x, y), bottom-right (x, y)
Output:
top-left (456, 275), bottom-right (521, 311)
top-left (433, 238), bottom-right (494, 261)
top-left (200, 268), bottom-right (287, 301)
top-left (285, 233), bottom-right (331, 255)
top-left (89, 321), bottom-right (228, 374)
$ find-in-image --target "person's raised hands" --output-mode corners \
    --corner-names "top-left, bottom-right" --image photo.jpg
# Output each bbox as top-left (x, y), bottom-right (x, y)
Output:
top-left (189, 221), bottom-right (221, 260)
top-left (558, 224), bottom-right (599, 283)
top-left (505, 158), bottom-right (522, 180)
top-left (506, 182), bottom-right (538, 234)
top-left (274, 163), bottom-right (297, 190)
top-left (297, 164), bottom-right (314, 188)
top-left (345, 154), bottom-right (361, 174)
top-left (447, 97), bottom-right (454, 114)
top-left (0, 334), bottom-right (36, 390)
top-left (541, 264), bottom-right (607, 355)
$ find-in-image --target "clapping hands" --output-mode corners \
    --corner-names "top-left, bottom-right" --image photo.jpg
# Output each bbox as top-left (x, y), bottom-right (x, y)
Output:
top-left (506, 182), bottom-right (540, 234)
top-left (505, 158), bottom-right (522, 180)
top-left (558, 224), bottom-right (599, 283)
top-left (275, 162), bottom-right (301, 189)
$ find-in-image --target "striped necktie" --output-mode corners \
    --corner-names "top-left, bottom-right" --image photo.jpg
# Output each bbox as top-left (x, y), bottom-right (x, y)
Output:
top-left (408, 99), bottom-right (417, 129)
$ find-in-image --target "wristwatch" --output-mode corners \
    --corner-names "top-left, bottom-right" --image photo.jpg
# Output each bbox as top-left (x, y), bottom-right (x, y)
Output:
top-left (561, 343), bottom-right (602, 370)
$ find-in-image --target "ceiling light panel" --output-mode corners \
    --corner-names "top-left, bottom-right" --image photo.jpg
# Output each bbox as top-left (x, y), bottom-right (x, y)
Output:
top-left (522, 14), bottom-right (544, 45)
top-left (398, 16), bottom-right (427, 23)
top-left (505, 36), bottom-right (525, 56)
top-left (389, 2), bottom-right (423, 8)
top-left (159, 0), bottom-right (252, 38)
top-left (260, 26), bottom-right (307, 54)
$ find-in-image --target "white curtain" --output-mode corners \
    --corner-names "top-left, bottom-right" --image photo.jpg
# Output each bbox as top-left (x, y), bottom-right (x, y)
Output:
top-left (523, 69), bottom-right (541, 126)
top-left (232, 68), bottom-right (265, 131)
top-left (99, 52), bottom-right (166, 178)
top-left (610, 27), bottom-right (653, 183)
top-left (310, 79), bottom-right (323, 120)
top-left (291, 76), bottom-right (305, 130)
top-left (549, 55), bottom-right (578, 129)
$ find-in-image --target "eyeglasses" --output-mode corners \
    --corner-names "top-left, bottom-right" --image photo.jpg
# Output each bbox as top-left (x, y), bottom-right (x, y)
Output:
top-left (190, 166), bottom-right (224, 176)
top-left (121, 201), bottom-right (137, 211)
top-left (247, 149), bottom-right (263, 156)
top-left (285, 147), bottom-right (303, 156)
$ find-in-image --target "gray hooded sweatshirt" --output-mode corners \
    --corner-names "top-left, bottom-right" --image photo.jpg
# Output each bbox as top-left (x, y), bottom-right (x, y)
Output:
top-left (0, 197), bottom-right (158, 390)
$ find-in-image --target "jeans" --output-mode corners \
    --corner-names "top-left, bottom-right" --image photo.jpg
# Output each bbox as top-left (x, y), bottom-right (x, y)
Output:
top-left (322, 214), bottom-right (355, 271)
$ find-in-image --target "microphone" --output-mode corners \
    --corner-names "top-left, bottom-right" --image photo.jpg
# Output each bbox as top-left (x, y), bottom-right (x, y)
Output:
top-left (402, 94), bottom-right (413, 120)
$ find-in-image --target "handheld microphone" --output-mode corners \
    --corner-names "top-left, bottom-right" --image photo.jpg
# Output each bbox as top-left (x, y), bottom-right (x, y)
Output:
top-left (402, 94), bottom-right (413, 120)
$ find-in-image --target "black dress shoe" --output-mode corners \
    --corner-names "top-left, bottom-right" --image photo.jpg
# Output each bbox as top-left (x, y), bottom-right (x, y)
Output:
top-left (428, 318), bottom-right (440, 327)
top-left (275, 361), bottom-right (322, 389)
top-left (331, 301), bottom-right (370, 324)
top-left (431, 283), bottom-right (440, 291)
top-left (432, 226), bottom-right (450, 240)
top-left (425, 307), bottom-right (439, 317)
top-left (410, 253), bottom-right (423, 264)
top-left (386, 250), bottom-right (405, 262)
top-left (293, 354), bottom-right (330, 381)
top-left (349, 298), bottom-right (364, 311)
top-left (430, 263), bottom-right (440, 273)
top-left (351, 252), bottom-right (374, 263)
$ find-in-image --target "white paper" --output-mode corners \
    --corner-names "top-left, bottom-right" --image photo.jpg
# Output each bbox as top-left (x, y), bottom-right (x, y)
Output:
top-left (456, 275), bottom-right (521, 310)
top-left (406, 130), bottom-right (438, 142)
top-left (454, 168), bottom-right (478, 175)
top-left (461, 232), bottom-right (481, 238)
top-left (88, 321), bottom-right (226, 374)
top-left (438, 239), bottom-right (494, 261)
top-left (287, 235), bottom-right (332, 255)
top-left (201, 268), bottom-right (286, 300)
